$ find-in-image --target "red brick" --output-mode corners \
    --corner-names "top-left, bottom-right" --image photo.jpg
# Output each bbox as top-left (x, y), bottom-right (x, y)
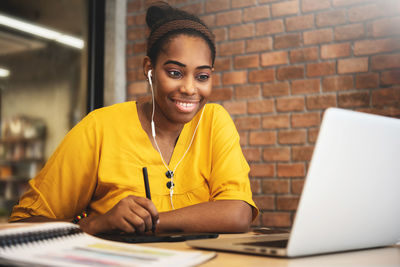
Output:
top-left (256, 20), bottom-right (284, 36)
top-left (371, 53), bottom-right (400, 71)
top-left (212, 73), bottom-right (221, 87)
top-left (235, 85), bottom-right (261, 99)
top-left (128, 81), bottom-right (148, 95)
top-left (338, 91), bottom-right (370, 108)
top-left (354, 38), bottom-right (400, 55)
top-left (277, 66), bottom-right (304, 80)
top-left (277, 196), bottom-right (300, 211)
top-left (250, 178), bottom-right (261, 194)
top-left (321, 43), bottom-right (351, 59)
top-left (278, 130), bottom-right (306, 145)
top-left (272, 0), bottom-right (299, 17)
top-left (243, 5), bottom-right (271, 22)
top-left (334, 23), bottom-right (365, 41)
top-left (277, 163), bottom-right (305, 177)
top-left (304, 29), bottom-right (333, 45)
top-left (235, 116), bottom-right (260, 130)
top-left (263, 82), bottom-right (290, 97)
top-left (372, 88), bottom-right (400, 107)
top-left (263, 147), bottom-right (290, 161)
top-left (223, 101), bottom-right (247, 115)
top-left (214, 57), bottom-right (231, 72)
top-left (234, 54), bottom-right (259, 69)
top-left (250, 164), bottom-right (275, 177)
top-left (292, 79), bottom-right (320, 95)
top-left (286, 14), bottom-right (314, 32)
top-left (222, 71), bottom-right (247, 85)
top-left (249, 69), bottom-right (275, 83)
top-left (274, 33), bottom-right (301, 49)
top-left (308, 127), bottom-right (319, 143)
top-left (292, 146), bottom-right (315, 161)
top-left (322, 76), bottom-right (354, 91)
top-left (214, 57), bottom-right (232, 71)
top-left (127, 1), bottom-right (142, 12)
top-left (307, 62), bottom-right (335, 77)
top-left (209, 87), bottom-right (233, 101)
top-left (348, 3), bottom-right (381, 23)
top-left (181, 3), bottom-right (203, 14)
top-left (216, 10), bottom-right (242, 26)
top-left (199, 14), bottom-right (216, 27)
top-left (356, 73), bottom-right (379, 89)
top-left (253, 195), bottom-right (275, 210)
top-left (213, 28), bottom-right (227, 42)
top-left (292, 179), bottom-right (305, 194)
top-left (239, 131), bottom-right (248, 146)
top-left (292, 113), bottom-right (320, 128)
top-left (333, 0), bottom-right (370, 6)
top-left (205, 0), bottom-right (230, 12)
top-left (262, 179), bottom-right (290, 194)
top-left (232, 0), bottom-right (257, 8)
top-left (373, 17), bottom-right (400, 38)
top-left (276, 97), bottom-right (305, 112)
top-left (356, 107), bottom-right (400, 118)
top-left (218, 41), bottom-right (245, 56)
top-left (243, 148), bottom-right (261, 162)
top-left (262, 114), bottom-right (290, 129)
top-left (316, 9), bottom-right (347, 27)
top-left (229, 24), bottom-right (255, 40)
top-left (246, 37), bottom-right (273, 53)
top-left (306, 95), bottom-right (337, 110)
top-left (248, 99), bottom-right (274, 114)
top-left (126, 55), bottom-right (143, 69)
top-left (262, 212), bottom-right (292, 227)
top-left (338, 57), bottom-right (368, 74)
top-left (290, 47), bottom-right (319, 63)
top-left (302, 0), bottom-right (331, 12)
top-left (261, 51), bottom-right (288, 67)
top-left (381, 70), bottom-right (400, 85)
top-left (249, 131), bottom-right (276, 145)
top-left (127, 27), bottom-right (145, 41)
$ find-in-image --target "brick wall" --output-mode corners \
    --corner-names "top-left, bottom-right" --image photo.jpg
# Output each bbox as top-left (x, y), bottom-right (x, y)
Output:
top-left (126, 0), bottom-right (400, 229)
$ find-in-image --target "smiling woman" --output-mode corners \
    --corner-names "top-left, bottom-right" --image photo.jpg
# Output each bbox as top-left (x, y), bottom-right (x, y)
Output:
top-left (9, 1), bottom-right (258, 236)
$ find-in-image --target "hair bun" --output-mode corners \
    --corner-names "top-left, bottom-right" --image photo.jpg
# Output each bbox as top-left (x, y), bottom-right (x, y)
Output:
top-left (146, 1), bottom-right (172, 29)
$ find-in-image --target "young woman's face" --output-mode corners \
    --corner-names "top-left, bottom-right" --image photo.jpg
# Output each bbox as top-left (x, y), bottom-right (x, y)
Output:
top-left (152, 34), bottom-right (213, 125)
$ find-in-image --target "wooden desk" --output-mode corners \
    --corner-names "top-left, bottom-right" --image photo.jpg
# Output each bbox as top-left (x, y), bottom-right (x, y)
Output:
top-left (146, 233), bottom-right (400, 267)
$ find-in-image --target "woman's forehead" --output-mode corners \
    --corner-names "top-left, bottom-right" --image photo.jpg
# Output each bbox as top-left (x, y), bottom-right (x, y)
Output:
top-left (158, 34), bottom-right (212, 67)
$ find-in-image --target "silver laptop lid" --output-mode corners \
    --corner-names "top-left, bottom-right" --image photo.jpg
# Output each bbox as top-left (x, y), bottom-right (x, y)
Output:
top-left (288, 108), bottom-right (400, 257)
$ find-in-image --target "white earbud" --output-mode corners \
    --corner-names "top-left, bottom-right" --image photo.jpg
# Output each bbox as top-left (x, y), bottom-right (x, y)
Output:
top-left (147, 69), bottom-right (156, 138)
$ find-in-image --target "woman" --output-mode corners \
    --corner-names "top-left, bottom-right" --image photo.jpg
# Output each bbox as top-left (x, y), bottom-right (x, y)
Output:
top-left (10, 2), bottom-right (258, 235)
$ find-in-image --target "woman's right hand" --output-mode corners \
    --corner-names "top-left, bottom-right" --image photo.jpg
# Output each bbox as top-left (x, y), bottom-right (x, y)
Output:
top-left (79, 195), bottom-right (159, 235)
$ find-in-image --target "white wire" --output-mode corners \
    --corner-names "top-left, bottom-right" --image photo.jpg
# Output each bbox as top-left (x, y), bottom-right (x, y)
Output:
top-left (148, 72), bottom-right (205, 209)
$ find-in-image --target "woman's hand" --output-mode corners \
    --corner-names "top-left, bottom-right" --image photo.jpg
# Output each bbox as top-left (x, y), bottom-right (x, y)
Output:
top-left (79, 195), bottom-right (159, 235)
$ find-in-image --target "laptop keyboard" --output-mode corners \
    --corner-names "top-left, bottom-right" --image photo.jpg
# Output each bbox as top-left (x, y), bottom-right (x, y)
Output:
top-left (241, 239), bottom-right (288, 248)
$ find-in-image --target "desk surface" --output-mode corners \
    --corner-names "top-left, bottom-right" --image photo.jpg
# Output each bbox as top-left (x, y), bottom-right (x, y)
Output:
top-left (146, 233), bottom-right (400, 267)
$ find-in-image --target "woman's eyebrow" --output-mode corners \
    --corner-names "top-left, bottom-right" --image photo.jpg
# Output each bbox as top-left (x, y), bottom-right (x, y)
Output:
top-left (163, 60), bottom-right (212, 70)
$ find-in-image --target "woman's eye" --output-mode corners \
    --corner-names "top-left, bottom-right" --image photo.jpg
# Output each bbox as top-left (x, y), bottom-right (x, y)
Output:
top-left (168, 70), bottom-right (182, 78)
top-left (197, 74), bottom-right (210, 82)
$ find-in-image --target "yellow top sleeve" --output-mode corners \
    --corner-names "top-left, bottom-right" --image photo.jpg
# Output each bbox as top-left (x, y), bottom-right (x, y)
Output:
top-left (10, 101), bottom-right (258, 221)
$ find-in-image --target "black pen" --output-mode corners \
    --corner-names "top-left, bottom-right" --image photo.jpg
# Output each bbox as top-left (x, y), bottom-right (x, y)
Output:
top-left (142, 167), bottom-right (155, 233)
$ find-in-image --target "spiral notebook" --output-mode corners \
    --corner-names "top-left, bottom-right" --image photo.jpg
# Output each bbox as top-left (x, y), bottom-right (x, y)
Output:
top-left (0, 222), bottom-right (216, 267)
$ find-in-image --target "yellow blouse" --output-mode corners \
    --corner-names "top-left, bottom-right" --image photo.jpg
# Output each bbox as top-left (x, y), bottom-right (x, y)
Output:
top-left (10, 101), bottom-right (258, 221)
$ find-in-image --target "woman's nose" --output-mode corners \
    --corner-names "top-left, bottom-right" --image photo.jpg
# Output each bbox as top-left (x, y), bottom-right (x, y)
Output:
top-left (179, 77), bottom-right (196, 95)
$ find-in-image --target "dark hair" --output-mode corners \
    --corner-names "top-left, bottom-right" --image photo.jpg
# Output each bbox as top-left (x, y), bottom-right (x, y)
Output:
top-left (146, 2), bottom-right (216, 66)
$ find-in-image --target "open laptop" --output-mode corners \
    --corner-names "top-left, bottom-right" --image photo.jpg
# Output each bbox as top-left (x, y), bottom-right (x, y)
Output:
top-left (187, 107), bottom-right (400, 257)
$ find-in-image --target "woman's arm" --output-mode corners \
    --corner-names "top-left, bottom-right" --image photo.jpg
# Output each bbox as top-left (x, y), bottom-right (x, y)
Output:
top-left (157, 200), bottom-right (253, 233)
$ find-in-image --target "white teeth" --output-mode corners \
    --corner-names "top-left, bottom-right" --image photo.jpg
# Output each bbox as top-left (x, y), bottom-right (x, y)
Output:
top-left (176, 101), bottom-right (195, 108)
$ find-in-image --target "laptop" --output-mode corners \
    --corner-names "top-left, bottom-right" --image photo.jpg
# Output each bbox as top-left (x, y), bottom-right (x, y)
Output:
top-left (187, 107), bottom-right (400, 257)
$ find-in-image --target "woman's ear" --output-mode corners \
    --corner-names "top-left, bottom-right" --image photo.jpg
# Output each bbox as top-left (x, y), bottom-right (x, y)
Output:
top-left (143, 56), bottom-right (153, 80)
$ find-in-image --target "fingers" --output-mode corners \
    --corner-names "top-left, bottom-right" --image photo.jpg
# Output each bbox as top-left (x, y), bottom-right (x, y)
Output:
top-left (107, 195), bottom-right (159, 234)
